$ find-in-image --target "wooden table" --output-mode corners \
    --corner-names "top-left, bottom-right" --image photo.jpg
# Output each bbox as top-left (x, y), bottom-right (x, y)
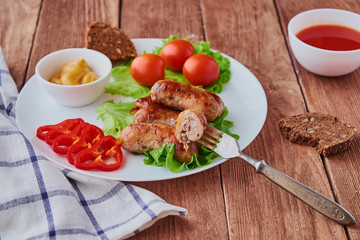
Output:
top-left (1, 0), bottom-right (360, 239)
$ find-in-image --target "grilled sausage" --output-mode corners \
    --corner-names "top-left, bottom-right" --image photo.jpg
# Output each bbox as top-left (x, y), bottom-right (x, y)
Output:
top-left (129, 96), bottom-right (158, 115)
top-left (150, 80), bottom-right (225, 121)
top-left (133, 105), bottom-right (180, 127)
top-left (175, 110), bottom-right (207, 143)
top-left (118, 123), bottom-right (198, 163)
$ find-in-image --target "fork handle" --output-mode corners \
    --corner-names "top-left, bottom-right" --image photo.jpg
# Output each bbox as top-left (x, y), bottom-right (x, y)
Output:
top-left (254, 159), bottom-right (356, 225)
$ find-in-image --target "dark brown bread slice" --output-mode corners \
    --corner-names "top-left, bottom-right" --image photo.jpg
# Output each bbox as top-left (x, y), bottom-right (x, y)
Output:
top-left (85, 22), bottom-right (137, 62)
top-left (279, 112), bottom-right (356, 156)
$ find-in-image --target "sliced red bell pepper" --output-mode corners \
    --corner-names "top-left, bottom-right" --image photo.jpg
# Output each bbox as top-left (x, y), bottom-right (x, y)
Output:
top-left (74, 135), bottom-right (122, 171)
top-left (52, 122), bottom-right (89, 155)
top-left (37, 119), bottom-right (82, 140)
top-left (37, 118), bottom-right (85, 145)
top-left (37, 118), bottom-right (123, 172)
top-left (66, 124), bottom-right (104, 165)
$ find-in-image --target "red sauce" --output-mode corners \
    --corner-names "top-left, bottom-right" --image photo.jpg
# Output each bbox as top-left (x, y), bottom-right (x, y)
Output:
top-left (296, 24), bottom-right (360, 51)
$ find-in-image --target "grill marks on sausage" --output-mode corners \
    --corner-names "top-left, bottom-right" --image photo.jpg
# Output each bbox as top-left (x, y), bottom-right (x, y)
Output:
top-left (118, 123), bottom-right (198, 163)
top-left (150, 80), bottom-right (225, 121)
top-left (133, 106), bottom-right (180, 127)
top-left (119, 80), bottom-right (225, 163)
top-left (129, 96), bottom-right (157, 115)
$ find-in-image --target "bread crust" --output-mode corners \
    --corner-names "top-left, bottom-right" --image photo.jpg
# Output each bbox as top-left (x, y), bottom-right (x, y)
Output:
top-left (85, 22), bottom-right (137, 62)
top-left (279, 112), bottom-right (356, 156)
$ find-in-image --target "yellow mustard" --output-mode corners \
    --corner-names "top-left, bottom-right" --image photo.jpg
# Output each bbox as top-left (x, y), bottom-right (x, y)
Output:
top-left (50, 59), bottom-right (99, 85)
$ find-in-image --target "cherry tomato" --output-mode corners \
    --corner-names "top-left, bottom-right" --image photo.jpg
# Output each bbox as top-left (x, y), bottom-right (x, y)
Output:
top-left (130, 54), bottom-right (165, 87)
top-left (160, 39), bottom-right (195, 72)
top-left (183, 54), bottom-right (220, 87)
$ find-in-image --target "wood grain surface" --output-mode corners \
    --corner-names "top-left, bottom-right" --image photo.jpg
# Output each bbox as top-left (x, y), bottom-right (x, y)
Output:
top-left (0, 0), bottom-right (41, 90)
top-left (1, 0), bottom-right (359, 239)
top-left (276, 0), bottom-right (360, 239)
top-left (202, 0), bottom-right (347, 239)
top-left (25, 0), bottom-right (119, 83)
top-left (122, 1), bottom-right (228, 239)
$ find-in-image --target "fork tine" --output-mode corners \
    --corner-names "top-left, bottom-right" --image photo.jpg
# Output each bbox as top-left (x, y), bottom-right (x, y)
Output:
top-left (201, 134), bottom-right (218, 145)
top-left (205, 124), bottom-right (222, 135)
top-left (203, 119), bottom-right (357, 225)
top-left (204, 125), bottom-right (221, 139)
top-left (197, 124), bottom-right (222, 150)
top-left (203, 130), bottom-right (219, 141)
top-left (197, 139), bottom-right (215, 150)
top-left (198, 124), bottom-right (241, 159)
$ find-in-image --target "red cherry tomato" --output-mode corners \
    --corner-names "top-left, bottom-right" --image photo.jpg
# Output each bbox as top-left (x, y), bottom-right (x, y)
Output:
top-left (130, 54), bottom-right (165, 87)
top-left (160, 39), bottom-right (195, 72)
top-left (183, 54), bottom-right (220, 87)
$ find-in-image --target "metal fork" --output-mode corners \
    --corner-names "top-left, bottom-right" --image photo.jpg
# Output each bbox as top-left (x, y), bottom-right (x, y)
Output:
top-left (198, 124), bottom-right (356, 226)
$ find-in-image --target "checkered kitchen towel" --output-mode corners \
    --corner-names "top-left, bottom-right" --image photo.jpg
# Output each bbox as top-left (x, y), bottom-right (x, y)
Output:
top-left (0, 47), bottom-right (187, 240)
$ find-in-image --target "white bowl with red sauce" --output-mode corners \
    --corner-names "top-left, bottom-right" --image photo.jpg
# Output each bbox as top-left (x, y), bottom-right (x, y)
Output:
top-left (288, 8), bottom-right (360, 77)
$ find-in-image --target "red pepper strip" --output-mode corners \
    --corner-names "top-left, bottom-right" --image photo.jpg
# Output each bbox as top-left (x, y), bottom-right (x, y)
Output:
top-left (51, 122), bottom-right (89, 155)
top-left (74, 135), bottom-right (122, 171)
top-left (37, 118), bottom-right (84, 141)
top-left (66, 124), bottom-right (104, 165)
top-left (37, 118), bottom-right (85, 145)
top-left (44, 118), bottom-right (84, 145)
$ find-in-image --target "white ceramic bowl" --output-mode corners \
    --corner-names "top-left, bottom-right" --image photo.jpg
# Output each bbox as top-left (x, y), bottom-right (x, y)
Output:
top-left (288, 8), bottom-right (360, 77)
top-left (35, 48), bottom-right (112, 107)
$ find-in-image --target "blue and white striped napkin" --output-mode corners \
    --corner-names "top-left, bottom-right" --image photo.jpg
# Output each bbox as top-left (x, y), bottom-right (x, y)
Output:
top-left (0, 47), bottom-right (187, 240)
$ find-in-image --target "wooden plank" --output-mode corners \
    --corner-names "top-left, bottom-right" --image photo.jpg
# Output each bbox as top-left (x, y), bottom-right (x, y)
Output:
top-left (0, 0), bottom-right (41, 90)
top-left (121, 0), bottom-right (203, 42)
top-left (24, 0), bottom-right (228, 239)
top-left (201, 0), bottom-right (348, 239)
top-left (276, 0), bottom-right (360, 239)
top-left (25, 0), bottom-right (119, 82)
top-left (121, 0), bottom-right (228, 239)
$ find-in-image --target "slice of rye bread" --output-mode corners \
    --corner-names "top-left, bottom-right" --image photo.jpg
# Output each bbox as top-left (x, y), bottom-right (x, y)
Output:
top-left (279, 112), bottom-right (356, 156)
top-left (85, 22), bottom-right (137, 62)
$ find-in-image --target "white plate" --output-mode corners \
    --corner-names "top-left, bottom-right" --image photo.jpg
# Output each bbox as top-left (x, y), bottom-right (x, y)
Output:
top-left (16, 38), bottom-right (268, 182)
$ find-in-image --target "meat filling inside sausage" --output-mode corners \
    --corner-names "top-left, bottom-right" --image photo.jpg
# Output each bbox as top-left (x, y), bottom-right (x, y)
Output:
top-left (175, 110), bottom-right (206, 143)
top-left (118, 123), bottom-right (198, 163)
top-left (120, 80), bottom-right (226, 164)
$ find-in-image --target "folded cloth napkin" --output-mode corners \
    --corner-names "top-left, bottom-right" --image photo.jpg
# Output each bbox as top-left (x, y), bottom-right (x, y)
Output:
top-left (0, 47), bottom-right (187, 240)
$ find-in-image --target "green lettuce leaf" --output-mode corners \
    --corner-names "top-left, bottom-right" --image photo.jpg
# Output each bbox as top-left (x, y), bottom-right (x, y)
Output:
top-left (105, 64), bottom-right (150, 98)
top-left (96, 100), bottom-right (135, 138)
top-left (142, 107), bottom-right (239, 172)
top-left (143, 143), bottom-right (214, 173)
top-left (96, 98), bottom-right (239, 172)
top-left (107, 63), bottom-right (188, 99)
top-left (150, 35), bottom-right (232, 94)
top-left (209, 108), bottom-right (240, 140)
top-left (164, 68), bottom-right (189, 83)
top-left (98, 35), bottom-right (236, 172)
top-left (104, 35), bottom-right (231, 99)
